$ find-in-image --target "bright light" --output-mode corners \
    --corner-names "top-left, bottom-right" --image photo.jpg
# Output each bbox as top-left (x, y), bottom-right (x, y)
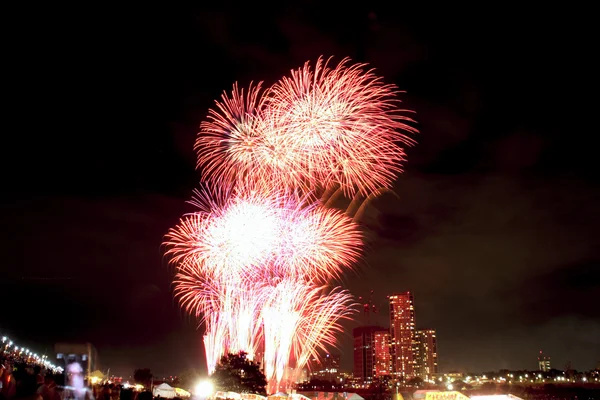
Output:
top-left (447, 384), bottom-right (453, 390)
top-left (195, 380), bottom-right (214, 398)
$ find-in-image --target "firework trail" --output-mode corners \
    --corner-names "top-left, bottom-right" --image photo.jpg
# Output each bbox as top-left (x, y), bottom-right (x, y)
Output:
top-left (174, 266), bottom-right (266, 373)
top-left (261, 279), bottom-right (356, 394)
top-left (165, 184), bottom-right (362, 383)
top-left (203, 312), bottom-right (228, 374)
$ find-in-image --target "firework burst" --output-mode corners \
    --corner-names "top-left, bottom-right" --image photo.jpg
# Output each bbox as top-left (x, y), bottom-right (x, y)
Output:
top-left (264, 56), bottom-right (417, 197)
top-left (195, 83), bottom-right (267, 188)
top-left (166, 55), bottom-right (417, 393)
top-left (164, 184), bottom-right (363, 383)
top-left (164, 186), bottom-right (362, 284)
top-left (195, 83), bottom-right (306, 194)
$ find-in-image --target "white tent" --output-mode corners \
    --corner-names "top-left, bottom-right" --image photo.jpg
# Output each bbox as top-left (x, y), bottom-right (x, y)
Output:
top-left (242, 394), bottom-right (267, 400)
top-left (153, 383), bottom-right (177, 399)
top-left (346, 394), bottom-right (364, 400)
top-left (290, 394), bottom-right (312, 400)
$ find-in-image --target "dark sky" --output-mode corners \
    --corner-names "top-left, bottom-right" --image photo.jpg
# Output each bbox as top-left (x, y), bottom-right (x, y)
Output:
top-left (2, 3), bottom-right (598, 378)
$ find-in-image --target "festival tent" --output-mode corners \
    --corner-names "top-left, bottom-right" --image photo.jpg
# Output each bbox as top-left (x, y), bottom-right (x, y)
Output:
top-left (89, 371), bottom-right (105, 379)
top-left (174, 388), bottom-right (191, 398)
top-left (153, 383), bottom-right (177, 399)
top-left (242, 394), bottom-right (267, 400)
top-left (345, 394), bottom-right (364, 400)
top-left (290, 394), bottom-right (312, 400)
top-left (267, 393), bottom-right (288, 400)
top-left (471, 396), bottom-right (524, 400)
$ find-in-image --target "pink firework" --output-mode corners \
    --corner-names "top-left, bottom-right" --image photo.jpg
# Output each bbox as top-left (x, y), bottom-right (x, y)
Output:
top-left (261, 279), bottom-right (357, 394)
top-left (195, 83), bottom-right (266, 188)
top-left (164, 186), bottom-right (284, 283)
top-left (164, 186), bottom-right (362, 284)
top-left (166, 56), bottom-right (418, 392)
top-left (164, 185), bottom-right (363, 381)
top-left (271, 202), bottom-right (362, 281)
top-left (174, 269), bottom-right (265, 374)
top-left (264, 56), bottom-right (418, 197)
top-left (195, 83), bottom-right (306, 193)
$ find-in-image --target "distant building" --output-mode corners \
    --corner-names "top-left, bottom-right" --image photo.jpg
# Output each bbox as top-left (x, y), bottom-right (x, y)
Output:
top-left (353, 326), bottom-right (387, 382)
top-left (374, 330), bottom-right (391, 378)
top-left (389, 292), bottom-right (416, 379)
top-left (537, 350), bottom-right (551, 371)
top-left (309, 353), bottom-right (340, 382)
top-left (414, 329), bottom-right (438, 381)
top-left (54, 342), bottom-right (98, 381)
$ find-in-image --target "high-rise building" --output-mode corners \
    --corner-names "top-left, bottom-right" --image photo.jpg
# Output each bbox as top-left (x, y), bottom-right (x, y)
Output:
top-left (389, 292), bottom-right (416, 379)
top-left (538, 350), bottom-right (551, 371)
top-left (374, 330), bottom-right (391, 378)
top-left (414, 329), bottom-right (438, 380)
top-left (353, 326), bottom-right (387, 382)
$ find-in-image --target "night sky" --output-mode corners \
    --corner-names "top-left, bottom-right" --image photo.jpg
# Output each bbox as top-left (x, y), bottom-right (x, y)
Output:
top-left (2, 4), bottom-right (598, 378)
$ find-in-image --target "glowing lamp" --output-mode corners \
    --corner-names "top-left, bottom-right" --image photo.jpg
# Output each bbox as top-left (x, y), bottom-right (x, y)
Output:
top-left (195, 380), bottom-right (214, 398)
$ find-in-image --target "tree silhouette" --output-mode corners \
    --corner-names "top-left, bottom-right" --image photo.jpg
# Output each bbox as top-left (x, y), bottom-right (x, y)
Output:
top-left (133, 368), bottom-right (153, 388)
top-left (406, 377), bottom-right (424, 388)
top-left (480, 382), bottom-right (496, 394)
top-left (178, 368), bottom-right (202, 391)
top-left (211, 352), bottom-right (267, 395)
top-left (451, 379), bottom-right (466, 390)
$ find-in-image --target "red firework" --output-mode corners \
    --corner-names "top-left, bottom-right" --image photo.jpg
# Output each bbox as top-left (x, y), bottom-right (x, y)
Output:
top-left (195, 82), bottom-right (270, 189)
top-left (195, 57), bottom-right (417, 199)
top-left (164, 186), bottom-right (362, 285)
top-left (264, 56), bottom-right (417, 197)
top-left (195, 82), bottom-right (307, 194)
top-left (168, 55), bottom-right (418, 391)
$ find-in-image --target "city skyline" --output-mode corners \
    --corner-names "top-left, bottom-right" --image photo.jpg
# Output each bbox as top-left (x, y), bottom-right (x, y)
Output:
top-left (2, 3), bottom-right (598, 378)
top-left (352, 291), bottom-right (438, 382)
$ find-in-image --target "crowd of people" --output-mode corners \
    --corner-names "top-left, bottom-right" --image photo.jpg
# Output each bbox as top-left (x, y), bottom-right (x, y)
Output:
top-left (1, 358), bottom-right (169, 400)
top-left (0, 360), bottom-right (60, 400)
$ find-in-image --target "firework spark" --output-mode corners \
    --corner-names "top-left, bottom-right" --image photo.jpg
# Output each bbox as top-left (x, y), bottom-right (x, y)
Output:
top-left (264, 56), bottom-right (417, 197)
top-left (165, 186), bottom-right (362, 284)
top-left (166, 55), bottom-right (417, 393)
top-left (261, 279), bottom-right (356, 394)
top-left (164, 185), bottom-right (362, 383)
top-left (195, 83), bottom-right (305, 194)
top-left (195, 83), bottom-right (268, 188)
top-left (195, 57), bottom-right (417, 199)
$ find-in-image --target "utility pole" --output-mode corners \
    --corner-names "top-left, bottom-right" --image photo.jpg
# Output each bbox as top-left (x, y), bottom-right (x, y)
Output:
top-left (358, 290), bottom-right (378, 325)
